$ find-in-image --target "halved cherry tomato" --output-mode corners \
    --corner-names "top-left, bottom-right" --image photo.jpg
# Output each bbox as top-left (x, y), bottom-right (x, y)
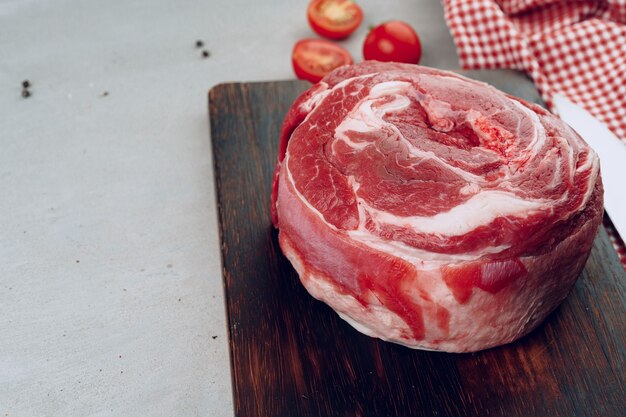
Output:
top-left (307, 0), bottom-right (363, 40)
top-left (363, 21), bottom-right (422, 64)
top-left (292, 39), bottom-right (354, 83)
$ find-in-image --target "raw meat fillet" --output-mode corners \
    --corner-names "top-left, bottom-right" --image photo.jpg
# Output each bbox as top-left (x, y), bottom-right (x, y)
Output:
top-left (271, 62), bottom-right (603, 352)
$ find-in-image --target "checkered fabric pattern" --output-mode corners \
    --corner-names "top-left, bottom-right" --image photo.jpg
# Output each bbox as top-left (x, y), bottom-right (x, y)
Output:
top-left (442, 0), bottom-right (626, 269)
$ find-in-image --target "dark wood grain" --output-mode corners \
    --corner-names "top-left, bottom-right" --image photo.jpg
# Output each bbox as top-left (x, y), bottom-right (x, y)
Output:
top-left (208, 71), bottom-right (626, 417)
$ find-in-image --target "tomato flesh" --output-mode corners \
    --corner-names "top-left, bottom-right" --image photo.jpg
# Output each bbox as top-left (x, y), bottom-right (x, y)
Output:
top-left (363, 21), bottom-right (422, 64)
top-left (307, 0), bottom-right (363, 40)
top-left (292, 39), bottom-right (354, 83)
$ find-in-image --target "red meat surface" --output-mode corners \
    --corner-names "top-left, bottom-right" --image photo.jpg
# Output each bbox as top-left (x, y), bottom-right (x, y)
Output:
top-left (272, 62), bottom-right (603, 352)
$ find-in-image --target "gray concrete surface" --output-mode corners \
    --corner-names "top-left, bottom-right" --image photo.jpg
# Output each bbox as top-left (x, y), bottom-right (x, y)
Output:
top-left (0, 1), bottom-right (458, 416)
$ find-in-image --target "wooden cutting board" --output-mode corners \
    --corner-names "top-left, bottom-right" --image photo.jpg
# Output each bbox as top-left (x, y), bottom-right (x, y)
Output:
top-left (208, 70), bottom-right (626, 417)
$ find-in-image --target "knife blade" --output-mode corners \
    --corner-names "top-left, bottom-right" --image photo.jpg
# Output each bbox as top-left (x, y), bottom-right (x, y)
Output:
top-left (553, 94), bottom-right (626, 240)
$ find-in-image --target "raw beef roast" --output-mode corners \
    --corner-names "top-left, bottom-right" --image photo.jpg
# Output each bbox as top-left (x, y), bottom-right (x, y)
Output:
top-left (271, 62), bottom-right (603, 352)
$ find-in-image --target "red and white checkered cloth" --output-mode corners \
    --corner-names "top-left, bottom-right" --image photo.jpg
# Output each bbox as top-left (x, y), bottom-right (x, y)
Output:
top-left (442, 0), bottom-right (626, 269)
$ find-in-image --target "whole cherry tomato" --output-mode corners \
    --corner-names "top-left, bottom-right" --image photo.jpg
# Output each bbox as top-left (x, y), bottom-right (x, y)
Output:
top-left (363, 21), bottom-right (422, 64)
top-left (292, 38), bottom-right (354, 83)
top-left (307, 0), bottom-right (363, 40)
